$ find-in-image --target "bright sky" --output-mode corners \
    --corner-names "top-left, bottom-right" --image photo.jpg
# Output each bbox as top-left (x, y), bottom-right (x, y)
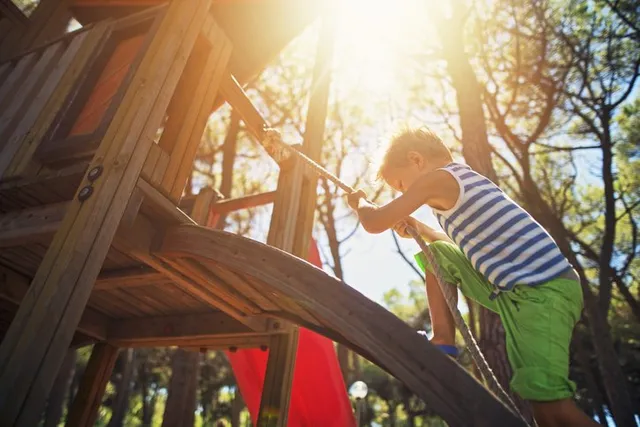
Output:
top-left (315, 0), bottom-right (444, 304)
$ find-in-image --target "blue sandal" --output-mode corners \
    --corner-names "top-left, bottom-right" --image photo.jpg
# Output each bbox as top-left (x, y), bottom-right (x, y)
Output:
top-left (417, 331), bottom-right (460, 358)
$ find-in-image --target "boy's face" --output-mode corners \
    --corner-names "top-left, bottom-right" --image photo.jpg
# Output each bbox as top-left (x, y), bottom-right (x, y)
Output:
top-left (382, 151), bottom-right (429, 193)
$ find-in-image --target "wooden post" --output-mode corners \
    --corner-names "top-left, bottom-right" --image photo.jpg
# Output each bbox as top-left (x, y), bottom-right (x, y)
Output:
top-left (0, 2), bottom-right (213, 425)
top-left (66, 343), bottom-right (119, 427)
top-left (291, 8), bottom-right (335, 258)
top-left (257, 10), bottom-right (335, 427)
top-left (0, 0), bottom-right (72, 62)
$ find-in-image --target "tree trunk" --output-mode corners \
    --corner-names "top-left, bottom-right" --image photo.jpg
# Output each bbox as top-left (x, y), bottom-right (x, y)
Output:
top-left (597, 117), bottom-right (616, 316)
top-left (140, 362), bottom-right (154, 427)
top-left (108, 349), bottom-right (136, 427)
top-left (162, 349), bottom-right (200, 427)
top-left (43, 349), bottom-right (76, 427)
top-left (230, 390), bottom-right (245, 427)
top-left (574, 335), bottom-right (609, 426)
top-left (433, 3), bottom-right (533, 422)
top-left (521, 184), bottom-right (636, 426)
top-left (337, 344), bottom-right (350, 384)
top-left (67, 361), bottom-right (82, 421)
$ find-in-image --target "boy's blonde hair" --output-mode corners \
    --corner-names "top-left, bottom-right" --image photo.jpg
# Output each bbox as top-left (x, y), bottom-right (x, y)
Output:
top-left (376, 127), bottom-right (452, 180)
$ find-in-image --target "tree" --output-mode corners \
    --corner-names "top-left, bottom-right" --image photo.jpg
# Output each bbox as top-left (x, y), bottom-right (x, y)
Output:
top-left (424, 0), bottom-right (534, 420)
top-left (162, 350), bottom-right (200, 427)
top-left (108, 349), bottom-right (136, 427)
top-left (43, 349), bottom-right (76, 427)
top-left (471, 0), bottom-right (640, 422)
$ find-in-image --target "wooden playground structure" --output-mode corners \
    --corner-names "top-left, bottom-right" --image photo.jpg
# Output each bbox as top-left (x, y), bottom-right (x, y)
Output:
top-left (0, 1), bottom-right (527, 426)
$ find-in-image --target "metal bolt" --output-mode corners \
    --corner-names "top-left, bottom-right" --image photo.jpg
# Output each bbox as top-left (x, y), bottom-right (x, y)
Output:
top-left (260, 345), bottom-right (268, 352)
top-left (272, 322), bottom-right (280, 330)
top-left (87, 165), bottom-right (103, 182)
top-left (78, 185), bottom-right (93, 202)
top-left (229, 346), bottom-right (238, 353)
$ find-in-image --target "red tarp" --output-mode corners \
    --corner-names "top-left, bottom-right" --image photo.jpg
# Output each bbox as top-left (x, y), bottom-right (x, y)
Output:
top-left (225, 240), bottom-right (355, 426)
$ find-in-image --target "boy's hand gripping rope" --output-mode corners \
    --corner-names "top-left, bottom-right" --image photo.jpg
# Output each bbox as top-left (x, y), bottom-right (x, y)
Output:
top-left (262, 129), bottom-right (528, 422)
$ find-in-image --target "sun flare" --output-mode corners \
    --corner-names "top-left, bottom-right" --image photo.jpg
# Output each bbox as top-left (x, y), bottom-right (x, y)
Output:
top-left (333, 0), bottom-right (431, 98)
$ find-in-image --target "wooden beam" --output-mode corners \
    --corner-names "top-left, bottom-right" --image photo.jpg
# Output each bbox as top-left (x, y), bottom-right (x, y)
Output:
top-left (0, 202), bottom-right (68, 247)
top-left (0, 266), bottom-right (107, 340)
top-left (176, 334), bottom-right (270, 351)
top-left (2, 27), bottom-right (102, 177)
top-left (0, 163), bottom-right (86, 201)
top-left (0, 0), bottom-right (29, 27)
top-left (291, 10), bottom-right (335, 259)
top-left (219, 73), bottom-right (268, 142)
top-left (159, 225), bottom-right (527, 426)
top-left (114, 211), bottom-right (269, 332)
top-left (94, 266), bottom-right (166, 291)
top-left (257, 11), bottom-right (336, 426)
top-left (107, 311), bottom-right (279, 347)
top-left (19, 0), bottom-right (72, 52)
top-left (165, 22), bottom-right (233, 201)
top-left (65, 343), bottom-right (119, 427)
top-left (211, 191), bottom-right (276, 214)
top-left (255, 155), bottom-right (304, 427)
top-left (137, 177), bottom-right (196, 225)
top-left (0, 2), bottom-right (212, 424)
top-left (189, 187), bottom-right (219, 224)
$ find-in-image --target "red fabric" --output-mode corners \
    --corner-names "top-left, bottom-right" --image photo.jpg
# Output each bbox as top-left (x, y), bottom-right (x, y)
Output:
top-left (226, 240), bottom-right (355, 426)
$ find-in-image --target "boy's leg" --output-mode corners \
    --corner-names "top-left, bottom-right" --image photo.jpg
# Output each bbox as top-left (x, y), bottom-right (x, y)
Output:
top-left (414, 241), bottom-right (499, 312)
top-left (414, 241), bottom-right (499, 350)
top-left (531, 399), bottom-right (600, 427)
top-left (496, 278), bottom-right (596, 426)
top-left (424, 271), bottom-right (456, 346)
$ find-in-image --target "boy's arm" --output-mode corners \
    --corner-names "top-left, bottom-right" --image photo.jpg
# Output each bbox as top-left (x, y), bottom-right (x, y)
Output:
top-left (393, 217), bottom-right (452, 243)
top-left (355, 170), bottom-right (459, 234)
top-left (414, 219), bottom-right (452, 243)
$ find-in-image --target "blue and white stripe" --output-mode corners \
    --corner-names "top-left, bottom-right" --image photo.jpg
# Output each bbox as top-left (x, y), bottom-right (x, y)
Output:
top-left (433, 163), bottom-right (571, 290)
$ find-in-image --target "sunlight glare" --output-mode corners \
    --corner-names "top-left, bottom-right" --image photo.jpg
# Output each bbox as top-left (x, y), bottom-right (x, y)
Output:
top-left (334, 0), bottom-right (431, 100)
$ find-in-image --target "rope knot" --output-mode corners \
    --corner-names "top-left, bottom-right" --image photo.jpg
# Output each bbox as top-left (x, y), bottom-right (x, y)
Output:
top-left (262, 128), bottom-right (291, 163)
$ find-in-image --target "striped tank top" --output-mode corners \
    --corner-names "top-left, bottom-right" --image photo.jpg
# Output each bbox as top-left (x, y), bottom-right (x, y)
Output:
top-left (433, 163), bottom-right (571, 292)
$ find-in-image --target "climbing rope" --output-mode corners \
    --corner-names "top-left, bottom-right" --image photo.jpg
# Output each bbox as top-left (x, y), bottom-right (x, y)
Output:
top-left (262, 128), bottom-right (528, 422)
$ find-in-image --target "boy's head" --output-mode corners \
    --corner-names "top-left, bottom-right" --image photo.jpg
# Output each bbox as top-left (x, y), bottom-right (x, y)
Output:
top-left (376, 127), bottom-right (453, 193)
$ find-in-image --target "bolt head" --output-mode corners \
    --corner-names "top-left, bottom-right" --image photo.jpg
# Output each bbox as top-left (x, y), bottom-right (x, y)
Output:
top-left (78, 185), bottom-right (93, 201)
top-left (87, 165), bottom-right (103, 181)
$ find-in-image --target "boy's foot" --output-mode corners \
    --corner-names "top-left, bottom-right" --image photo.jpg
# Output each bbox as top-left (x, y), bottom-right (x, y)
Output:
top-left (417, 330), bottom-right (459, 358)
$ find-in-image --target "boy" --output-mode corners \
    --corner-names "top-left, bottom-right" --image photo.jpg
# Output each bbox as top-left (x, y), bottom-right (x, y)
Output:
top-left (347, 128), bottom-right (597, 427)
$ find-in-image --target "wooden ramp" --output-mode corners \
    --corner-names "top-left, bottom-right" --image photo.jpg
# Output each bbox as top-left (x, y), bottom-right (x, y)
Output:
top-left (155, 224), bottom-right (525, 427)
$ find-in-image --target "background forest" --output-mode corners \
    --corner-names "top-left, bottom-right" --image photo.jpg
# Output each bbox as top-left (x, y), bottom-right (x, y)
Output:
top-left (20, 0), bottom-right (639, 425)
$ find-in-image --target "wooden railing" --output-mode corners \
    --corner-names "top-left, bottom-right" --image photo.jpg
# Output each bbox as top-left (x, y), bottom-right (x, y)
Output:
top-left (0, 5), bottom-right (235, 209)
top-left (0, 5), bottom-right (168, 180)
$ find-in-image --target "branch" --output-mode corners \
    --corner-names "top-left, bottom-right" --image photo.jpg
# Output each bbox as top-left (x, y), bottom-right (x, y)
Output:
top-left (530, 143), bottom-right (601, 154)
top-left (601, 0), bottom-right (640, 38)
top-left (488, 144), bottom-right (524, 189)
top-left (611, 56), bottom-right (640, 109)
top-left (338, 221), bottom-right (361, 245)
top-left (391, 230), bottom-right (424, 281)
top-left (619, 196), bottom-right (638, 276)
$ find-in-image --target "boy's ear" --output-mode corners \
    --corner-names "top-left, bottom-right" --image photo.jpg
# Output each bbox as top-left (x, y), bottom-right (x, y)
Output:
top-left (407, 151), bottom-right (425, 169)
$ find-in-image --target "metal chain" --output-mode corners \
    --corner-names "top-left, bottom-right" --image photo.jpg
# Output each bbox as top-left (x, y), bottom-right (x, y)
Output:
top-left (262, 129), bottom-right (528, 421)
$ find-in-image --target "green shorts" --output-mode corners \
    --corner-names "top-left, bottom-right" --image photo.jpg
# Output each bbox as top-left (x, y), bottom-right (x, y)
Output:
top-left (415, 241), bottom-right (583, 401)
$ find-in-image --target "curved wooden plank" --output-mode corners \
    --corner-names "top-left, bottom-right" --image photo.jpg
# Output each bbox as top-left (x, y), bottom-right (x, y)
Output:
top-left (157, 225), bottom-right (526, 427)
